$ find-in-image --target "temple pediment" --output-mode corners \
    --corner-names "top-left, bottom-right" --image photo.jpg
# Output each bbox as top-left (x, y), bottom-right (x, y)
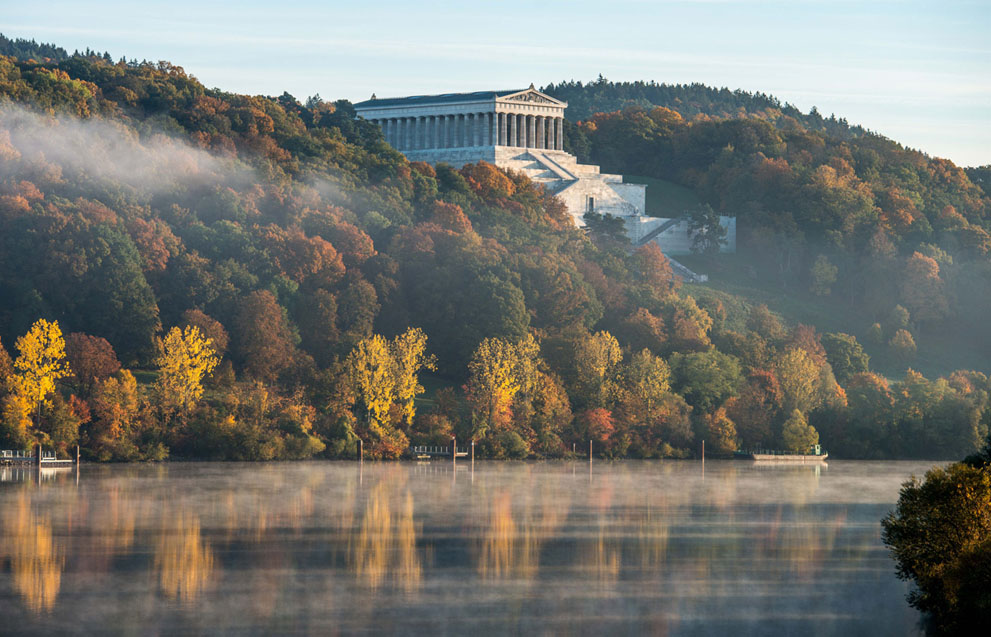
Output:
top-left (498, 86), bottom-right (566, 107)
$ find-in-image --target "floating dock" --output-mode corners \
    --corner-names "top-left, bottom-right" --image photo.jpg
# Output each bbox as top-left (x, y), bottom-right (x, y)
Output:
top-left (1, 446), bottom-right (78, 466)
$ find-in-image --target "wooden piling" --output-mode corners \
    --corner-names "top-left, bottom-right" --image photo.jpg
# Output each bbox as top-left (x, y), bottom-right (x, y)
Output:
top-left (76, 445), bottom-right (80, 464)
top-left (589, 439), bottom-right (592, 462)
top-left (452, 436), bottom-right (457, 463)
top-left (701, 439), bottom-right (705, 464)
top-left (36, 443), bottom-right (41, 466)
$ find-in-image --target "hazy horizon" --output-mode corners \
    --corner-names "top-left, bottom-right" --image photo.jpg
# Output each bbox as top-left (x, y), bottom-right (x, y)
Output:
top-left (4, 0), bottom-right (990, 167)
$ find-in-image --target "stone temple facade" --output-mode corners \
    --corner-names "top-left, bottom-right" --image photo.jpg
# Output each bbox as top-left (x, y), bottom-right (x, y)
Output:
top-left (354, 86), bottom-right (734, 263)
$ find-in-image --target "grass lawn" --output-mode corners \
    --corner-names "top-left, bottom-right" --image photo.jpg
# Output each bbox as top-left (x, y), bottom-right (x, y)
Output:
top-left (624, 175), bottom-right (701, 218)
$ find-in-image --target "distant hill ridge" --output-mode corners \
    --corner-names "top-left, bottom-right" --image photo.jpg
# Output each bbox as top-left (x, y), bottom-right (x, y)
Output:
top-left (543, 76), bottom-right (868, 142)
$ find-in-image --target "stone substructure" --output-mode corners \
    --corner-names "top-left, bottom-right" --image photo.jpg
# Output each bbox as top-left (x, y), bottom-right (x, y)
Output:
top-left (354, 86), bottom-right (734, 260)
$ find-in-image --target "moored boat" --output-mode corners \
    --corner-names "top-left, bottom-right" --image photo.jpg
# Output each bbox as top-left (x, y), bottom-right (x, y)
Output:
top-left (734, 444), bottom-right (828, 463)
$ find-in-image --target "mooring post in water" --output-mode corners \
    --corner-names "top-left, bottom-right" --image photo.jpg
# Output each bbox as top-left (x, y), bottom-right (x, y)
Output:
top-left (589, 439), bottom-right (592, 462)
top-left (471, 439), bottom-right (474, 463)
top-left (572, 442), bottom-right (575, 456)
top-left (701, 439), bottom-right (705, 464)
top-left (452, 436), bottom-right (456, 463)
top-left (76, 445), bottom-right (80, 464)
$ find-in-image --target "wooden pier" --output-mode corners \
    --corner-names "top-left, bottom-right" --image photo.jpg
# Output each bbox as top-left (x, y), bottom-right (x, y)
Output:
top-left (0, 446), bottom-right (78, 467)
top-left (410, 445), bottom-right (469, 460)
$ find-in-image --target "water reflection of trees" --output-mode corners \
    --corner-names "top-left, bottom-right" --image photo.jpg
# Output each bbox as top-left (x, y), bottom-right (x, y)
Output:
top-left (349, 472), bottom-right (421, 592)
top-left (0, 461), bottom-right (915, 631)
top-left (153, 509), bottom-right (215, 602)
top-left (0, 493), bottom-right (64, 612)
top-left (471, 468), bottom-right (570, 581)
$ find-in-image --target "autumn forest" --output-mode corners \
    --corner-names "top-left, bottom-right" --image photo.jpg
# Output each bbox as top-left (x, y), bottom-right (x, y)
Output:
top-left (1, 36), bottom-right (990, 462)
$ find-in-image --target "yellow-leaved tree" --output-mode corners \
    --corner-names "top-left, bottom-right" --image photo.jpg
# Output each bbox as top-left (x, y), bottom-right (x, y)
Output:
top-left (157, 326), bottom-right (219, 416)
top-left (391, 327), bottom-right (436, 428)
top-left (12, 319), bottom-right (71, 426)
top-left (465, 334), bottom-right (540, 439)
top-left (344, 327), bottom-right (436, 458)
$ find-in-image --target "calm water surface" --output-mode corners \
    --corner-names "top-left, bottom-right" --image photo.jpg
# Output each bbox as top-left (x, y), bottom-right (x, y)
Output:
top-left (0, 460), bottom-right (931, 635)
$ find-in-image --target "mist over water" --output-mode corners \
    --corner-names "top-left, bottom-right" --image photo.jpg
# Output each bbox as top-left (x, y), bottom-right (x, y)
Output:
top-left (0, 460), bottom-right (928, 635)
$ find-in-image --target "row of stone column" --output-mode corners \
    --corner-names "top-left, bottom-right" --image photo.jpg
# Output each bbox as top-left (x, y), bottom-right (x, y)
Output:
top-left (369, 113), bottom-right (564, 151)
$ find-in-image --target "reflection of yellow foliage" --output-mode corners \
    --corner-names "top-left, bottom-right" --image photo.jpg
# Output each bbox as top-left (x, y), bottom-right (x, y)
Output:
top-left (637, 508), bottom-right (670, 569)
top-left (91, 485), bottom-right (136, 554)
top-left (475, 486), bottom-right (569, 580)
top-left (350, 482), bottom-right (421, 592)
top-left (579, 529), bottom-right (621, 584)
top-left (154, 510), bottom-right (214, 602)
top-left (478, 492), bottom-right (539, 579)
top-left (1, 495), bottom-right (64, 612)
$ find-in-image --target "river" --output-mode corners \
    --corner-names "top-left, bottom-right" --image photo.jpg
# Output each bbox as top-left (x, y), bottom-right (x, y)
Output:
top-left (0, 459), bottom-right (932, 635)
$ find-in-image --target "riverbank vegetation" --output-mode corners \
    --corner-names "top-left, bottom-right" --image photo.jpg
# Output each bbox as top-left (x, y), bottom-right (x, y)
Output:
top-left (882, 435), bottom-right (991, 633)
top-left (0, 40), bottom-right (989, 460)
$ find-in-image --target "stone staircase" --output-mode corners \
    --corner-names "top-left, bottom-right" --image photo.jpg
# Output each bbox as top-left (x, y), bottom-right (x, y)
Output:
top-left (667, 256), bottom-right (708, 284)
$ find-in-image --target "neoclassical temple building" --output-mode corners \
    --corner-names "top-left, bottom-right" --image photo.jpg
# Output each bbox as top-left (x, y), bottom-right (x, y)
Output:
top-left (354, 85), bottom-right (734, 262)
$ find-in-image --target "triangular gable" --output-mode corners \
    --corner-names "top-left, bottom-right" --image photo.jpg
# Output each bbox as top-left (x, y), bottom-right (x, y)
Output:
top-left (496, 85), bottom-right (567, 107)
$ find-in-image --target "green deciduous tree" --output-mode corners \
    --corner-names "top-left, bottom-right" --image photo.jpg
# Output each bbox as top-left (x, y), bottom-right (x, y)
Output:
top-left (810, 254), bottom-right (838, 296)
top-left (882, 461), bottom-right (991, 633)
top-left (781, 409), bottom-right (819, 453)
top-left (822, 332), bottom-right (869, 384)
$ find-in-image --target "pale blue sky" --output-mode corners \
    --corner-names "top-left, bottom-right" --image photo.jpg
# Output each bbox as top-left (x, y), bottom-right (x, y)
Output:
top-left (5, 1), bottom-right (990, 165)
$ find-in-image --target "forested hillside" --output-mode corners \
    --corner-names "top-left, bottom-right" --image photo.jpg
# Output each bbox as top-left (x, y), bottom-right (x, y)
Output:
top-left (549, 79), bottom-right (991, 373)
top-left (543, 76), bottom-right (869, 141)
top-left (0, 43), bottom-right (988, 462)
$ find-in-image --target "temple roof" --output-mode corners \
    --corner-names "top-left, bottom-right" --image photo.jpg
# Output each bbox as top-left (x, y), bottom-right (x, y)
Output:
top-left (354, 86), bottom-right (566, 109)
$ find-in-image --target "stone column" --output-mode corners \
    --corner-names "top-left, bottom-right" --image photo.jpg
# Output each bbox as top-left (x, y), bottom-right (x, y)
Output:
top-left (546, 116), bottom-right (554, 150)
top-left (517, 114), bottom-right (525, 147)
top-left (488, 113), bottom-right (496, 145)
top-left (508, 113), bottom-right (517, 147)
top-left (556, 117), bottom-right (564, 150)
top-left (526, 115), bottom-right (534, 148)
top-left (536, 117), bottom-right (545, 149)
